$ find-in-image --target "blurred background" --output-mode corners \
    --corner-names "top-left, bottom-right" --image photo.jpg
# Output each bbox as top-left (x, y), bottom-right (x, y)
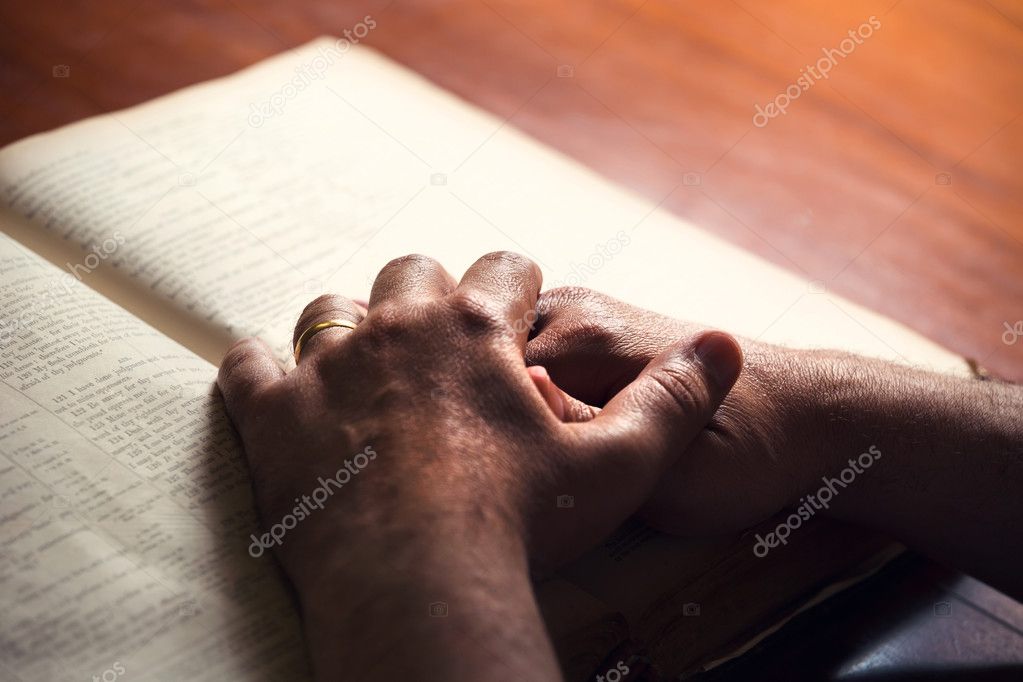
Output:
top-left (1, 0), bottom-right (1021, 384)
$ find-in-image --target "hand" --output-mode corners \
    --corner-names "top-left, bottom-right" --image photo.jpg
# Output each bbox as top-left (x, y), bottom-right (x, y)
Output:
top-left (217, 253), bottom-right (742, 680)
top-left (526, 286), bottom-right (821, 536)
top-left (529, 287), bottom-right (1023, 601)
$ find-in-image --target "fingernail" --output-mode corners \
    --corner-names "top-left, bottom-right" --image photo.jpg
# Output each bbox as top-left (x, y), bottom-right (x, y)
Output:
top-left (694, 332), bottom-right (743, 390)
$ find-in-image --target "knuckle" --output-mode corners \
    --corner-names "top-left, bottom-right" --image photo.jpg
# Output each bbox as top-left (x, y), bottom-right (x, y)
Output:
top-left (564, 318), bottom-right (618, 348)
top-left (536, 316), bottom-right (619, 356)
top-left (536, 286), bottom-right (610, 321)
top-left (650, 359), bottom-right (710, 414)
top-left (480, 250), bottom-right (531, 269)
top-left (298, 294), bottom-right (339, 314)
top-left (476, 251), bottom-right (541, 287)
top-left (300, 294), bottom-right (341, 319)
top-left (528, 291), bottom-right (623, 362)
top-left (219, 376), bottom-right (277, 434)
top-left (446, 292), bottom-right (505, 336)
top-left (384, 253), bottom-right (438, 273)
top-left (219, 339), bottom-right (260, 382)
top-left (542, 286), bottom-right (594, 305)
top-left (295, 295), bottom-right (359, 340)
top-left (365, 303), bottom-right (415, 342)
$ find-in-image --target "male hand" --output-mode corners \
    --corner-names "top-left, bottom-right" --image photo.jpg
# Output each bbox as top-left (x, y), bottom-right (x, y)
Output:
top-left (217, 253), bottom-right (742, 680)
top-left (526, 286), bottom-right (821, 536)
top-left (527, 287), bottom-right (1023, 601)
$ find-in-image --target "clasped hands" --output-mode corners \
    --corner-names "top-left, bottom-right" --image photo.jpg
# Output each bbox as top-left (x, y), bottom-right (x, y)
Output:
top-left (216, 251), bottom-right (899, 679)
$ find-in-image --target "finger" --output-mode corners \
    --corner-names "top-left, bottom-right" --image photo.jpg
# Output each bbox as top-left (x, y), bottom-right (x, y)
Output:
top-left (292, 294), bottom-right (365, 363)
top-left (527, 365), bottom-right (565, 420)
top-left (527, 290), bottom-right (642, 405)
top-left (525, 333), bottom-right (739, 568)
top-left (527, 324), bottom-right (635, 406)
top-left (549, 333), bottom-right (739, 551)
top-left (531, 287), bottom-right (714, 407)
top-left (218, 337), bottom-right (285, 434)
top-left (454, 251), bottom-right (542, 349)
top-left (586, 331), bottom-right (742, 466)
top-left (527, 365), bottom-right (598, 423)
top-left (369, 254), bottom-right (456, 308)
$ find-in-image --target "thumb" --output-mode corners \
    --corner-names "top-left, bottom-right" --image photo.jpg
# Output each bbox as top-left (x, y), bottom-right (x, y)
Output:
top-left (527, 364), bottom-right (600, 423)
top-left (583, 331), bottom-right (743, 471)
top-left (543, 331), bottom-right (742, 560)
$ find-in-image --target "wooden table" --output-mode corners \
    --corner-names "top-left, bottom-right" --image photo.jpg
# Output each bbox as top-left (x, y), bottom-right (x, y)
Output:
top-left (2, 0), bottom-right (1021, 678)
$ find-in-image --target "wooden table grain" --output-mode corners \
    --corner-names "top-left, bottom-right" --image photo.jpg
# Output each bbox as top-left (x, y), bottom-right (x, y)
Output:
top-left (2, 0), bottom-right (1021, 381)
top-left (1, 1), bottom-right (1021, 679)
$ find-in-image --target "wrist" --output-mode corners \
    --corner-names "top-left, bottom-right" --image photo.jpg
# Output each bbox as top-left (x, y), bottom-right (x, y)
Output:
top-left (773, 348), bottom-right (923, 520)
top-left (765, 350), bottom-right (1023, 599)
top-left (290, 482), bottom-right (529, 594)
top-left (297, 519), bottom-right (556, 681)
top-left (734, 342), bottom-right (844, 502)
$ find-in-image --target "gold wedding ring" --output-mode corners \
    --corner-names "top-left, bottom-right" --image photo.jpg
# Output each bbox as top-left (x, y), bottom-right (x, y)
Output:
top-left (293, 319), bottom-right (359, 363)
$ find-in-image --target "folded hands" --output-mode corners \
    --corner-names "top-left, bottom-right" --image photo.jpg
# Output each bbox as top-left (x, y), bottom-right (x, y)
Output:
top-left (218, 251), bottom-right (1023, 681)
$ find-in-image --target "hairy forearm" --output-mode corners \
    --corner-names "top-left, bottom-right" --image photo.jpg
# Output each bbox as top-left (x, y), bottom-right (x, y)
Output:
top-left (795, 350), bottom-right (1023, 599)
top-left (296, 517), bottom-right (562, 681)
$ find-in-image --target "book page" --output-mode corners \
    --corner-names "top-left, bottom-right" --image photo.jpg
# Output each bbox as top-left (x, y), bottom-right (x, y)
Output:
top-left (0, 37), bottom-right (972, 681)
top-left (0, 232), bottom-right (308, 681)
top-left (558, 517), bottom-right (899, 677)
top-left (0, 39), bottom-right (968, 376)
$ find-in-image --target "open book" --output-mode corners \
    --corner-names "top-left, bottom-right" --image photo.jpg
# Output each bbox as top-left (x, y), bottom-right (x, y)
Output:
top-left (0, 38), bottom-right (968, 681)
